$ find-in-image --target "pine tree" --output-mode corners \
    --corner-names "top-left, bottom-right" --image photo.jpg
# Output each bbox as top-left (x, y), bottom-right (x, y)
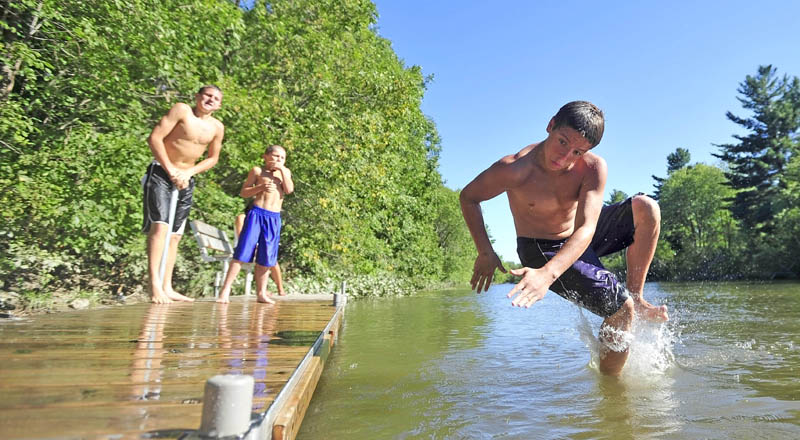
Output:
top-left (713, 65), bottom-right (800, 231)
top-left (652, 147), bottom-right (691, 199)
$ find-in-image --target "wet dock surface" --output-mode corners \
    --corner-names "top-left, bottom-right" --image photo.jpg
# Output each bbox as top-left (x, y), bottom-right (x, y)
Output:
top-left (0, 297), bottom-right (337, 439)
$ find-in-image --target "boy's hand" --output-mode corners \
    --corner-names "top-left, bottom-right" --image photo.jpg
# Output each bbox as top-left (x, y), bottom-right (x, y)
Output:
top-left (470, 251), bottom-right (506, 293)
top-left (168, 169), bottom-right (191, 190)
top-left (262, 179), bottom-right (277, 192)
top-left (507, 267), bottom-right (552, 308)
top-left (271, 164), bottom-right (289, 174)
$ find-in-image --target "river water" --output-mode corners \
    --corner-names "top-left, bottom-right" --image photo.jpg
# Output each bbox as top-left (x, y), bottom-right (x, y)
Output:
top-left (298, 282), bottom-right (800, 439)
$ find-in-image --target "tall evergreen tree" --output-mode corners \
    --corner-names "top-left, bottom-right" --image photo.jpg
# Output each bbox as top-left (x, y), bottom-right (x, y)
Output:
top-left (652, 147), bottom-right (691, 199)
top-left (713, 65), bottom-right (800, 231)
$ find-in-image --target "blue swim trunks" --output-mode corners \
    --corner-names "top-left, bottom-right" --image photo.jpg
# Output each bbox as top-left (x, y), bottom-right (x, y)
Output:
top-left (516, 196), bottom-right (640, 318)
top-left (233, 206), bottom-right (282, 267)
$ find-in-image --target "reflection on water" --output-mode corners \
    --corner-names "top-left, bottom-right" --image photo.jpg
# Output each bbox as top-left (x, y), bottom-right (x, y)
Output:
top-left (299, 282), bottom-right (800, 439)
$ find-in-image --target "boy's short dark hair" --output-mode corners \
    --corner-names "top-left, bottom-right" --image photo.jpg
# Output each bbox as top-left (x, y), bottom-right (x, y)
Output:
top-left (197, 84), bottom-right (222, 95)
top-left (265, 144), bottom-right (285, 154)
top-left (552, 101), bottom-right (605, 147)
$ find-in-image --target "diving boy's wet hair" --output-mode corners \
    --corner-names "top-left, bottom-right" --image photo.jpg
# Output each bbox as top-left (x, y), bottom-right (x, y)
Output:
top-left (552, 101), bottom-right (605, 147)
top-left (265, 144), bottom-right (285, 154)
top-left (197, 84), bottom-right (222, 95)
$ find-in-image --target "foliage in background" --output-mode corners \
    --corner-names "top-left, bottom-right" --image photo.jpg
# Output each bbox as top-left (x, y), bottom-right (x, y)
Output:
top-left (643, 65), bottom-right (799, 280)
top-left (714, 65), bottom-right (800, 233)
top-left (1, 0), bottom-right (476, 301)
top-left (3, 1), bottom-right (798, 306)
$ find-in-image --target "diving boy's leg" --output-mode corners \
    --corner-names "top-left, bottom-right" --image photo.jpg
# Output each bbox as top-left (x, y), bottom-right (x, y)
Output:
top-left (217, 260), bottom-right (244, 303)
top-left (255, 264), bottom-right (275, 304)
top-left (626, 195), bottom-right (668, 321)
top-left (147, 224), bottom-right (172, 303)
top-left (162, 233), bottom-right (194, 302)
top-left (270, 264), bottom-right (285, 296)
top-left (598, 298), bottom-right (635, 376)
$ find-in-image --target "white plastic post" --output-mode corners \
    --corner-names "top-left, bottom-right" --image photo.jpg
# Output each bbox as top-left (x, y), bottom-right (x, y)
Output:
top-left (334, 281), bottom-right (347, 306)
top-left (157, 188), bottom-right (179, 285)
top-left (199, 375), bottom-right (254, 437)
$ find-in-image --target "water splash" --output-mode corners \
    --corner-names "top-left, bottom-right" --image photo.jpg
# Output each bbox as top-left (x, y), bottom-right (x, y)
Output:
top-left (576, 308), bottom-right (676, 379)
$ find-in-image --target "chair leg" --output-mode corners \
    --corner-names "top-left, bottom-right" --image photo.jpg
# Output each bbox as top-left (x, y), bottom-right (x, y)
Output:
top-left (245, 269), bottom-right (253, 296)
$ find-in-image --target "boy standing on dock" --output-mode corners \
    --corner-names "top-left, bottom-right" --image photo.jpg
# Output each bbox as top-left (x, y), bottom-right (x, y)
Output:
top-left (217, 145), bottom-right (294, 304)
top-left (143, 85), bottom-right (225, 304)
top-left (459, 101), bottom-right (668, 376)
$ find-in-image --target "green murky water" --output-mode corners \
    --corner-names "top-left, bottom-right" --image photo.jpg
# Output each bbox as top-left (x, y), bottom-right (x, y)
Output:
top-left (299, 282), bottom-right (800, 439)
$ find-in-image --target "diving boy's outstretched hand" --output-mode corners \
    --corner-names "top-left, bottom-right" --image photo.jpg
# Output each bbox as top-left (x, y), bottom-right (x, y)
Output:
top-left (470, 251), bottom-right (506, 293)
top-left (507, 267), bottom-right (551, 308)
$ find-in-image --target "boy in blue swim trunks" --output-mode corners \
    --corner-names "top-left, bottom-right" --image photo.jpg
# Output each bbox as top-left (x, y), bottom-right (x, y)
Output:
top-left (460, 101), bottom-right (668, 376)
top-left (217, 145), bottom-right (294, 304)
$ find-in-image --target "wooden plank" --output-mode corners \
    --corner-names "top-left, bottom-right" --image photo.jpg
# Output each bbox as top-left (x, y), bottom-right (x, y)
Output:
top-left (272, 356), bottom-right (324, 440)
top-left (196, 233), bottom-right (232, 254)
top-left (190, 220), bottom-right (228, 239)
top-left (0, 298), bottom-right (337, 439)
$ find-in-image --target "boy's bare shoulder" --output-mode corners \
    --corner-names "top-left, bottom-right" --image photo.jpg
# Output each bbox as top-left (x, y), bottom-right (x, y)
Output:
top-left (171, 102), bottom-right (193, 114)
top-left (581, 151), bottom-right (607, 175)
top-left (210, 115), bottom-right (224, 130)
top-left (490, 143), bottom-right (538, 186)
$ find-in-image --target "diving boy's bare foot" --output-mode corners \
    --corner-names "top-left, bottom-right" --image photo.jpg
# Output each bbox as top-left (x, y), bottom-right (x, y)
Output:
top-left (633, 297), bottom-right (669, 322)
top-left (165, 289), bottom-right (195, 302)
top-left (257, 293), bottom-right (275, 304)
top-left (277, 290), bottom-right (287, 296)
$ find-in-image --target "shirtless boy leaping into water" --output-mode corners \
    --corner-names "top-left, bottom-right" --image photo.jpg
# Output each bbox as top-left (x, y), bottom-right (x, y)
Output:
top-left (217, 145), bottom-right (294, 304)
top-left (460, 101), bottom-right (668, 376)
top-left (143, 85), bottom-right (225, 304)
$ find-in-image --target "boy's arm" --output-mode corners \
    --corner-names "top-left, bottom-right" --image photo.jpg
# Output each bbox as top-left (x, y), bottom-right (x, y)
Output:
top-left (276, 166), bottom-right (294, 195)
top-left (508, 157), bottom-right (607, 307)
top-left (460, 156), bottom-right (525, 292)
top-left (239, 167), bottom-right (265, 198)
top-left (147, 103), bottom-right (189, 184)
top-left (185, 121), bottom-right (225, 178)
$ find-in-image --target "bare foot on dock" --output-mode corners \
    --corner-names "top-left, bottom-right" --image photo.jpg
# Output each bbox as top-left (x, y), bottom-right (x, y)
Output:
top-left (634, 297), bottom-right (669, 322)
top-left (216, 289), bottom-right (231, 303)
top-left (277, 290), bottom-right (287, 296)
top-left (165, 289), bottom-right (195, 302)
top-left (257, 293), bottom-right (275, 304)
top-left (150, 286), bottom-right (173, 304)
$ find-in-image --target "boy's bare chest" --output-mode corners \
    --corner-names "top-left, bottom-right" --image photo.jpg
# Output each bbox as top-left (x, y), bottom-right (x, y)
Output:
top-left (510, 169), bottom-right (583, 213)
top-left (256, 170), bottom-right (283, 193)
top-left (174, 117), bottom-right (217, 145)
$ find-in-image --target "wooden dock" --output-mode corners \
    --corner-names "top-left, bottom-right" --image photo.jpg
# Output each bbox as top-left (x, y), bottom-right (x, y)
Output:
top-left (0, 296), bottom-right (343, 439)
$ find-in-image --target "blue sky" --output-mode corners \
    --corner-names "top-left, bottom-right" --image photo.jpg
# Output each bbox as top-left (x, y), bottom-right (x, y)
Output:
top-left (371, 0), bottom-right (800, 263)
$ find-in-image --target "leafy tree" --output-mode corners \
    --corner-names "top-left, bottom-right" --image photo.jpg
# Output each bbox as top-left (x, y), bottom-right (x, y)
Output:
top-left (652, 147), bottom-right (691, 199)
top-left (1, 0), bottom-right (476, 302)
top-left (433, 187), bottom-right (475, 283)
top-left (605, 189), bottom-right (628, 205)
top-left (762, 154), bottom-right (800, 277)
top-left (713, 65), bottom-right (800, 232)
top-left (658, 163), bottom-right (741, 279)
